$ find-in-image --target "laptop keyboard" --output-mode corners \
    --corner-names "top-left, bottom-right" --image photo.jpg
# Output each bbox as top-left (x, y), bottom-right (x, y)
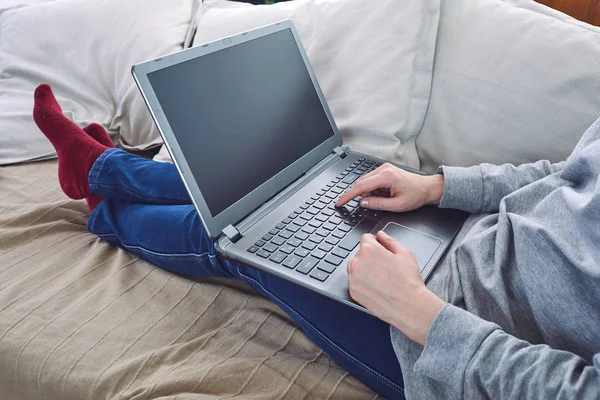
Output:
top-left (247, 158), bottom-right (385, 282)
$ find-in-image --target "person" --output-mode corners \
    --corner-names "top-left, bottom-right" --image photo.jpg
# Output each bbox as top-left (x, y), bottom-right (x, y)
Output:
top-left (33, 83), bottom-right (600, 399)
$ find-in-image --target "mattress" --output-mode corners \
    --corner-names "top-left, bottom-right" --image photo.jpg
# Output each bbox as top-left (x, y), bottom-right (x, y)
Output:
top-left (0, 160), bottom-right (376, 399)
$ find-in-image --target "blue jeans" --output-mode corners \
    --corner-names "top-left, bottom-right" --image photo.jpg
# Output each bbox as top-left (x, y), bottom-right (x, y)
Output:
top-left (87, 148), bottom-right (405, 399)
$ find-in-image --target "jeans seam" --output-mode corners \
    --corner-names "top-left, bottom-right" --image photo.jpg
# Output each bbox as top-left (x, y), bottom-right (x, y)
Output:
top-left (90, 148), bottom-right (117, 195)
top-left (233, 264), bottom-right (404, 395)
top-left (95, 233), bottom-right (216, 261)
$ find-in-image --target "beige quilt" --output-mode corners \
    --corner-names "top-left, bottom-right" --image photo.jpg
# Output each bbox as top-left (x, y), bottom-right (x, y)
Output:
top-left (0, 160), bottom-right (377, 400)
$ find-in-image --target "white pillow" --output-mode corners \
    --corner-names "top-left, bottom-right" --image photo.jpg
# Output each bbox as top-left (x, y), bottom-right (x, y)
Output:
top-left (0, 0), bottom-right (194, 165)
top-left (180, 0), bottom-right (442, 168)
top-left (416, 0), bottom-right (600, 173)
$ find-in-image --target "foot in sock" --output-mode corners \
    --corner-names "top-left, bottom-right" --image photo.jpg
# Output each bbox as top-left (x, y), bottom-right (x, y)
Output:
top-left (83, 123), bottom-right (114, 148)
top-left (81, 123), bottom-right (114, 211)
top-left (33, 84), bottom-right (108, 208)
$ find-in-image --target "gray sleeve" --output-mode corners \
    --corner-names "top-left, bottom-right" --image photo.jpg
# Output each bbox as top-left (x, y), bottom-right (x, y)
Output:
top-left (438, 160), bottom-right (565, 213)
top-left (414, 305), bottom-right (600, 399)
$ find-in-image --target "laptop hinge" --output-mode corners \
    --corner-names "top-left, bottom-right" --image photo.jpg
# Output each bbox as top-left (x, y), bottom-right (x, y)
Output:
top-left (333, 146), bottom-right (347, 159)
top-left (222, 224), bottom-right (242, 243)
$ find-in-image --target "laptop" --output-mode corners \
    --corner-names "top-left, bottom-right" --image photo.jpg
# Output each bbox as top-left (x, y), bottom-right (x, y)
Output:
top-left (132, 20), bottom-right (468, 314)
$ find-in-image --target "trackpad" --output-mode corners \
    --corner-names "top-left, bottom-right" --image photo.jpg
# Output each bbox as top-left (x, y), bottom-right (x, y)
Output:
top-left (382, 223), bottom-right (442, 271)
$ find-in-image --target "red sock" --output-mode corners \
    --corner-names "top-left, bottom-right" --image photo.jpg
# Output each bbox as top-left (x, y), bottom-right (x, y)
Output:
top-left (82, 123), bottom-right (115, 211)
top-left (33, 84), bottom-right (108, 208)
top-left (83, 123), bottom-right (115, 148)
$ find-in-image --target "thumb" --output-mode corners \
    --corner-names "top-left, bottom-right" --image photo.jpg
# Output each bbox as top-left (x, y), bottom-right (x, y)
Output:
top-left (376, 230), bottom-right (406, 255)
top-left (360, 195), bottom-right (396, 211)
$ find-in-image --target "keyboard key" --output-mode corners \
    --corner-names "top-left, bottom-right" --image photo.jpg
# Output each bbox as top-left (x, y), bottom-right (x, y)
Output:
top-left (311, 195), bottom-right (320, 201)
top-left (345, 167), bottom-right (354, 172)
top-left (270, 251), bottom-right (287, 264)
top-left (254, 240), bottom-right (266, 247)
top-left (324, 254), bottom-right (344, 266)
top-left (334, 208), bottom-right (350, 218)
top-left (300, 203), bottom-right (309, 210)
top-left (276, 223), bottom-right (286, 230)
top-left (306, 206), bottom-right (320, 215)
top-left (279, 230), bottom-right (293, 239)
top-left (288, 213), bottom-right (298, 219)
top-left (317, 261), bottom-right (336, 274)
top-left (316, 228), bottom-right (329, 237)
top-left (287, 238), bottom-right (302, 247)
top-left (271, 236), bottom-right (285, 246)
top-left (322, 222), bottom-right (336, 231)
top-left (313, 202), bottom-right (326, 210)
top-left (329, 216), bottom-right (344, 225)
top-left (308, 220), bottom-right (323, 228)
top-left (263, 243), bottom-right (278, 253)
top-left (332, 247), bottom-right (350, 259)
top-left (282, 217), bottom-right (292, 225)
top-left (311, 249), bottom-right (327, 259)
top-left (262, 234), bottom-right (273, 241)
top-left (367, 210), bottom-right (385, 220)
top-left (302, 226), bottom-right (316, 234)
top-left (295, 207), bottom-right (304, 214)
top-left (293, 218), bottom-right (308, 227)
top-left (305, 199), bottom-right (315, 205)
top-left (338, 218), bottom-right (378, 251)
top-left (325, 237), bottom-right (340, 245)
top-left (286, 224), bottom-right (301, 233)
top-left (283, 255), bottom-right (302, 269)
top-left (321, 208), bottom-right (335, 217)
top-left (318, 243), bottom-right (333, 252)
top-left (257, 249), bottom-right (271, 258)
top-left (330, 187), bottom-right (343, 194)
top-left (310, 269), bottom-right (330, 282)
top-left (342, 173), bottom-right (361, 185)
top-left (345, 218), bottom-right (360, 226)
top-left (302, 241), bottom-right (317, 251)
top-left (348, 200), bottom-right (360, 208)
top-left (247, 246), bottom-right (258, 253)
top-left (332, 229), bottom-right (346, 239)
top-left (294, 248), bottom-right (310, 257)
top-left (339, 224), bottom-right (352, 232)
top-left (269, 229), bottom-right (279, 236)
top-left (324, 192), bottom-right (337, 199)
top-left (316, 190), bottom-right (325, 196)
top-left (315, 213), bottom-right (329, 222)
top-left (336, 182), bottom-right (349, 189)
top-left (340, 171), bottom-right (349, 176)
top-left (296, 257), bottom-right (319, 274)
top-left (279, 244), bottom-right (295, 254)
top-left (300, 212), bottom-right (313, 221)
top-left (295, 231), bottom-right (310, 241)
top-left (309, 234), bottom-right (324, 244)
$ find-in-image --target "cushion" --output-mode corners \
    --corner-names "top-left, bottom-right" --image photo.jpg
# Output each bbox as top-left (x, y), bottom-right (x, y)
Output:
top-left (0, 0), bottom-right (194, 165)
top-left (416, 0), bottom-right (600, 173)
top-left (170, 0), bottom-right (442, 168)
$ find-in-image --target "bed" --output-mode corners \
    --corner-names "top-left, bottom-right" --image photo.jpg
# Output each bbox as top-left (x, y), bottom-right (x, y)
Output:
top-left (1, 0), bottom-right (599, 399)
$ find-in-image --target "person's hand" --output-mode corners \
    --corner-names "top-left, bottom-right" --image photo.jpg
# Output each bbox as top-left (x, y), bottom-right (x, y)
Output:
top-left (335, 163), bottom-right (444, 212)
top-left (347, 231), bottom-right (446, 345)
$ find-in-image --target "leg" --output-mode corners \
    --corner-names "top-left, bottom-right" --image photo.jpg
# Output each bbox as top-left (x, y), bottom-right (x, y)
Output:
top-left (88, 200), bottom-right (404, 398)
top-left (89, 148), bottom-right (191, 205)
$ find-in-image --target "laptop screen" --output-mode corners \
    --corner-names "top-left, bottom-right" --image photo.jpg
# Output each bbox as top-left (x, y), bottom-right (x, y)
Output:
top-left (147, 29), bottom-right (336, 217)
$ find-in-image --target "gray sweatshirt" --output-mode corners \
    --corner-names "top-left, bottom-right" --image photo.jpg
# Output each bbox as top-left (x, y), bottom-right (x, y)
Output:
top-left (390, 116), bottom-right (600, 399)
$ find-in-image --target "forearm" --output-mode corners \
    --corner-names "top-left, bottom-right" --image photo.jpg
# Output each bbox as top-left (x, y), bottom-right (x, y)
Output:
top-left (413, 305), bottom-right (600, 399)
top-left (438, 160), bottom-right (565, 213)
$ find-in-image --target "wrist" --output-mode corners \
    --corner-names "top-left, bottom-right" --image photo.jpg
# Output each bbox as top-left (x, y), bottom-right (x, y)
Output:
top-left (424, 174), bottom-right (445, 205)
top-left (391, 288), bottom-right (446, 346)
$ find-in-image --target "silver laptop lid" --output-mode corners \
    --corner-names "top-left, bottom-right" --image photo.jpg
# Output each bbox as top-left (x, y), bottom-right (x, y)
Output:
top-left (132, 20), bottom-right (343, 239)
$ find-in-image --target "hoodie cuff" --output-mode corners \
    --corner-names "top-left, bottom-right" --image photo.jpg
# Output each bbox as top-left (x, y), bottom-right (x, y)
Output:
top-left (414, 304), bottom-right (499, 396)
top-left (437, 165), bottom-right (484, 213)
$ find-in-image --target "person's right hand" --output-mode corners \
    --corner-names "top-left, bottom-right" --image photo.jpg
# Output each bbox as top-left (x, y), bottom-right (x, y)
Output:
top-left (335, 163), bottom-right (445, 212)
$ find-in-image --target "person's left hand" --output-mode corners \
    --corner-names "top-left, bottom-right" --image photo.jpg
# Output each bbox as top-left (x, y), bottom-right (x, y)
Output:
top-left (347, 231), bottom-right (446, 345)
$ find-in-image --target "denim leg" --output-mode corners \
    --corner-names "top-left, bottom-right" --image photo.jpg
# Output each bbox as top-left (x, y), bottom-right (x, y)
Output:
top-left (89, 148), bottom-right (191, 204)
top-left (87, 200), bottom-right (232, 278)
